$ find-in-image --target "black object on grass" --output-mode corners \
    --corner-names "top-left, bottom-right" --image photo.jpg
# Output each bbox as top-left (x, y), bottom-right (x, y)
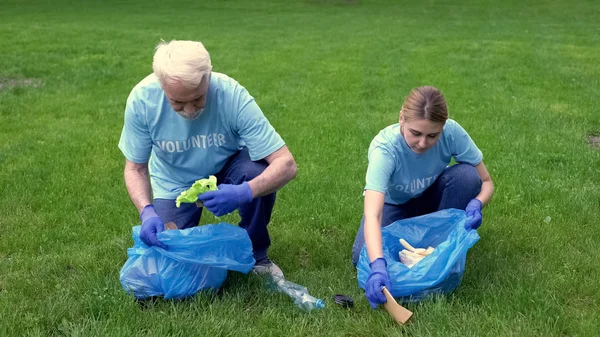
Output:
top-left (333, 294), bottom-right (354, 308)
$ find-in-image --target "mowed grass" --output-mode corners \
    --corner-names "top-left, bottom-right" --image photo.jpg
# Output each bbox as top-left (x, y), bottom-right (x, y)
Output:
top-left (1, 0), bottom-right (599, 336)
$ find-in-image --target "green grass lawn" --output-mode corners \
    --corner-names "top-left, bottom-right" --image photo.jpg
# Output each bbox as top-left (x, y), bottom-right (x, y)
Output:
top-left (1, 0), bottom-right (599, 336)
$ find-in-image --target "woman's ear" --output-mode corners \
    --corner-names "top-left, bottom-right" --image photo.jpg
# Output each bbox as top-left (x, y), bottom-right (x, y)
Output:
top-left (399, 114), bottom-right (404, 134)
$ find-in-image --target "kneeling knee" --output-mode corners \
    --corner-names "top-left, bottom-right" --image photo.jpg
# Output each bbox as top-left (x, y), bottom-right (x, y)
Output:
top-left (454, 163), bottom-right (482, 192)
top-left (240, 161), bottom-right (268, 181)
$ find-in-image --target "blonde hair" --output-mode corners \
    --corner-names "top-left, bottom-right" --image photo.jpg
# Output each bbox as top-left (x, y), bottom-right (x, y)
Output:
top-left (400, 86), bottom-right (448, 123)
top-left (152, 40), bottom-right (212, 89)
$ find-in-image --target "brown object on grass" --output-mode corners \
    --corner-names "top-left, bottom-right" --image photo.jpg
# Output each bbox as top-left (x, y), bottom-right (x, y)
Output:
top-left (382, 287), bottom-right (413, 325)
top-left (196, 201), bottom-right (204, 208)
top-left (587, 134), bottom-right (600, 148)
top-left (165, 222), bottom-right (178, 230)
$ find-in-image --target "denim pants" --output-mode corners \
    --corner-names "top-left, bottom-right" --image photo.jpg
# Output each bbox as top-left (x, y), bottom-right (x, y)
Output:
top-left (351, 163), bottom-right (482, 265)
top-left (153, 147), bottom-right (276, 262)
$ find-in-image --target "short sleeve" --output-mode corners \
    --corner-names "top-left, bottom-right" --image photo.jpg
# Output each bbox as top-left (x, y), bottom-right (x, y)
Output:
top-left (234, 86), bottom-right (285, 160)
top-left (118, 93), bottom-right (153, 164)
top-left (450, 121), bottom-right (483, 165)
top-left (365, 146), bottom-right (396, 194)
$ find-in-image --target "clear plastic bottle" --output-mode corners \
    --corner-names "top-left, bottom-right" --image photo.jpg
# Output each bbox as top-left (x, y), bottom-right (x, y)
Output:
top-left (269, 277), bottom-right (325, 311)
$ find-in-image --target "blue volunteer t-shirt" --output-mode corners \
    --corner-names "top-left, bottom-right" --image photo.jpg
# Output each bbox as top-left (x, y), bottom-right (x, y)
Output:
top-left (365, 119), bottom-right (483, 205)
top-left (118, 72), bottom-right (285, 199)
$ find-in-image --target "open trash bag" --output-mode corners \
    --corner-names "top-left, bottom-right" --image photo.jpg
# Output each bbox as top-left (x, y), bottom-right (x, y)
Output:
top-left (120, 223), bottom-right (255, 299)
top-left (357, 209), bottom-right (480, 302)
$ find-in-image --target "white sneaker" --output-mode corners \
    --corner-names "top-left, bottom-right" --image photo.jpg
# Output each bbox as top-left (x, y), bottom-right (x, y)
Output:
top-left (252, 258), bottom-right (284, 279)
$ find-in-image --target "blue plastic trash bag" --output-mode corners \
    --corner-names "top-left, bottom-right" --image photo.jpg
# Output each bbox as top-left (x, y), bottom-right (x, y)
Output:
top-left (357, 209), bottom-right (479, 302)
top-left (120, 223), bottom-right (255, 300)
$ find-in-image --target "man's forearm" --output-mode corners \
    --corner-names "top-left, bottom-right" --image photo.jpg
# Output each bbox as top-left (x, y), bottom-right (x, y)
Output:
top-left (124, 166), bottom-right (153, 214)
top-left (248, 157), bottom-right (297, 198)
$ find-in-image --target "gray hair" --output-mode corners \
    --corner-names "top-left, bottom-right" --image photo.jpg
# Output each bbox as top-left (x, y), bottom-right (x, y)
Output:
top-left (152, 40), bottom-right (212, 89)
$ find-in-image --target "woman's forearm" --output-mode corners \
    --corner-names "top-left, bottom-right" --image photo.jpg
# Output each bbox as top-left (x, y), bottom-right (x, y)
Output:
top-left (476, 180), bottom-right (494, 206)
top-left (474, 161), bottom-right (494, 206)
top-left (364, 214), bottom-right (384, 263)
top-left (363, 190), bottom-right (386, 263)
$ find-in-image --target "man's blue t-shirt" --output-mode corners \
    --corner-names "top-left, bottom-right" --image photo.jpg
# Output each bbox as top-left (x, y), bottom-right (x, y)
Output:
top-left (118, 72), bottom-right (285, 199)
top-left (365, 119), bottom-right (483, 205)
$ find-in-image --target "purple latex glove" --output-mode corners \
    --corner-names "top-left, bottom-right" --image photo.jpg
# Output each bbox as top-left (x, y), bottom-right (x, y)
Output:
top-left (197, 182), bottom-right (253, 217)
top-left (365, 258), bottom-right (392, 309)
top-left (139, 204), bottom-right (167, 249)
top-left (465, 198), bottom-right (483, 230)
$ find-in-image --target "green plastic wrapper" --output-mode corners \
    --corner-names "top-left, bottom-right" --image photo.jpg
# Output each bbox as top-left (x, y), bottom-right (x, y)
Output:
top-left (176, 175), bottom-right (218, 208)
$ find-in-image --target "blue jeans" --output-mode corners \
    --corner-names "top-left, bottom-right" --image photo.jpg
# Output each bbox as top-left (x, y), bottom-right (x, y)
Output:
top-left (153, 147), bottom-right (276, 262)
top-left (351, 163), bottom-right (482, 265)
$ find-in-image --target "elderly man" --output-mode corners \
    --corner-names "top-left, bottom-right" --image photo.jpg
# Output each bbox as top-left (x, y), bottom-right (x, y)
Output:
top-left (118, 40), bottom-right (297, 278)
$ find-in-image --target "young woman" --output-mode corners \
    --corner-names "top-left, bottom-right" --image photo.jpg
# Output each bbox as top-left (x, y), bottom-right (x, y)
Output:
top-left (352, 86), bottom-right (494, 309)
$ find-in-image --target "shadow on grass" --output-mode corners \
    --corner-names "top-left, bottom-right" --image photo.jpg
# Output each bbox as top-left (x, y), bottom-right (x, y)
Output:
top-left (131, 271), bottom-right (268, 311)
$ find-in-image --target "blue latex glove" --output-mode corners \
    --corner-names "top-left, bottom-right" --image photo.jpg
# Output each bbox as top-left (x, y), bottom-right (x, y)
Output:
top-left (139, 204), bottom-right (167, 249)
top-left (365, 258), bottom-right (392, 309)
top-left (465, 198), bottom-right (483, 230)
top-left (197, 182), bottom-right (253, 217)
